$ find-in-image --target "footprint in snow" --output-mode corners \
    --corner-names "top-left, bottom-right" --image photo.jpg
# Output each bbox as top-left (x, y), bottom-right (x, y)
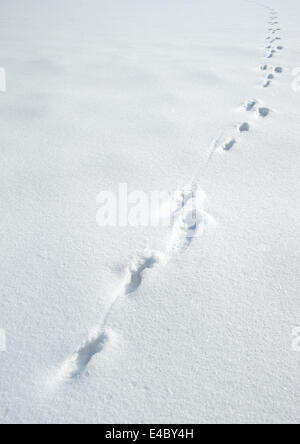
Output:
top-left (244, 99), bottom-right (257, 112)
top-left (263, 80), bottom-right (272, 88)
top-left (238, 122), bottom-right (250, 132)
top-left (124, 253), bottom-right (159, 295)
top-left (222, 138), bottom-right (237, 151)
top-left (167, 186), bottom-right (216, 253)
top-left (258, 107), bottom-right (270, 118)
top-left (60, 331), bottom-right (109, 379)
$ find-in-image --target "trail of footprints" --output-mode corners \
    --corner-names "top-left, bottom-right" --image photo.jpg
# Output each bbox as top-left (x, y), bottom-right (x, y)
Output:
top-left (211, 7), bottom-right (283, 155)
top-left (263, 11), bottom-right (283, 87)
top-left (57, 4), bottom-right (284, 382)
top-left (59, 185), bottom-right (216, 380)
top-left (210, 98), bottom-right (271, 156)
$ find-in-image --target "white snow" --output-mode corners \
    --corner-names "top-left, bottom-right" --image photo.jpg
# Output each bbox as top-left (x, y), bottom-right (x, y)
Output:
top-left (0, 0), bottom-right (299, 424)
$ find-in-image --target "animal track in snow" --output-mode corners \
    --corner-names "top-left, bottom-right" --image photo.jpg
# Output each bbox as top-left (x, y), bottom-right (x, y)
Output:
top-left (263, 80), bottom-right (272, 88)
top-left (238, 122), bottom-right (250, 132)
top-left (57, 8), bottom-right (282, 384)
top-left (261, 13), bottom-right (283, 89)
top-left (244, 99), bottom-right (257, 112)
top-left (123, 253), bottom-right (159, 295)
top-left (59, 182), bottom-right (215, 380)
top-left (222, 138), bottom-right (237, 151)
top-left (59, 251), bottom-right (161, 380)
top-left (60, 331), bottom-right (109, 379)
top-left (167, 186), bottom-right (215, 253)
top-left (262, 71), bottom-right (275, 88)
top-left (258, 107), bottom-right (270, 118)
top-left (243, 99), bottom-right (271, 119)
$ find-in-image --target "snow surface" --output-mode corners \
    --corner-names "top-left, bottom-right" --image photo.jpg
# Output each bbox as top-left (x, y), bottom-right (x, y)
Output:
top-left (0, 0), bottom-right (299, 424)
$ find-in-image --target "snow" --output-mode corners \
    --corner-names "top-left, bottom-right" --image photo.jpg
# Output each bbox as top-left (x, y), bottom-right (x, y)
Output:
top-left (0, 0), bottom-right (299, 424)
